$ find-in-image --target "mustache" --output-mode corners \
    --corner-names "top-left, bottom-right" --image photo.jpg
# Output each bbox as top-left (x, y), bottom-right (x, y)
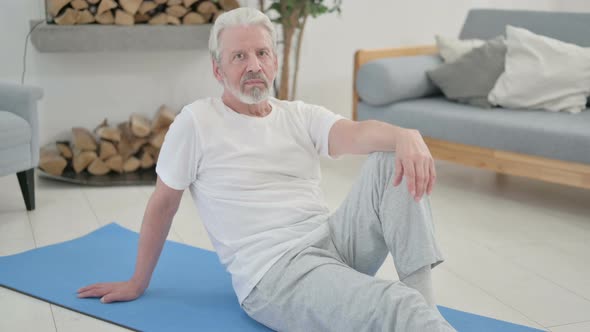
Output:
top-left (241, 72), bottom-right (268, 85)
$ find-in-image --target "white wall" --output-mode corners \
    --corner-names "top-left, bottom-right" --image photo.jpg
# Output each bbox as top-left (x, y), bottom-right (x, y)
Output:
top-left (1, 0), bottom-right (588, 144)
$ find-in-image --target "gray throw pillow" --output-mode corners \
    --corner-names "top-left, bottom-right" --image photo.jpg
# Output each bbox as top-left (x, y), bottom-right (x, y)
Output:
top-left (427, 36), bottom-right (506, 108)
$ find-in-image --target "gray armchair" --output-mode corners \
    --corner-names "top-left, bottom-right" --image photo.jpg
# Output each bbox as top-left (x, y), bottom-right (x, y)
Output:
top-left (0, 82), bottom-right (43, 210)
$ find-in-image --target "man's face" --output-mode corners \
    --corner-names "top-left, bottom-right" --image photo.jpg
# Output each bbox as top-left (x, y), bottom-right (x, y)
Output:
top-left (213, 25), bottom-right (278, 104)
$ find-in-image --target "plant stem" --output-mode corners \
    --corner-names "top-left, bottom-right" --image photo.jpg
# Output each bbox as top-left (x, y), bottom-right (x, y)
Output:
top-left (279, 25), bottom-right (294, 100)
top-left (291, 13), bottom-right (307, 100)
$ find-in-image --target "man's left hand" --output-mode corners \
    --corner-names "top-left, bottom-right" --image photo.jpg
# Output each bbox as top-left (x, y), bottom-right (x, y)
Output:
top-left (392, 129), bottom-right (436, 201)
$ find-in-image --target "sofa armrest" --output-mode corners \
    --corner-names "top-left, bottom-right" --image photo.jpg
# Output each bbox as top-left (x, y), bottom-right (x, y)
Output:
top-left (352, 45), bottom-right (438, 120)
top-left (0, 82), bottom-right (43, 166)
top-left (356, 54), bottom-right (442, 106)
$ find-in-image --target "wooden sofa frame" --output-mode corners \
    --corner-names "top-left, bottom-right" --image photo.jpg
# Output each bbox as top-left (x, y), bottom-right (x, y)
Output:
top-left (352, 46), bottom-right (590, 190)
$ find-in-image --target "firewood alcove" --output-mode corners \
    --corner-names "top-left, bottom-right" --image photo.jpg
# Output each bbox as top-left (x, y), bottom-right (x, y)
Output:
top-left (38, 105), bottom-right (176, 186)
top-left (32, 0), bottom-right (240, 52)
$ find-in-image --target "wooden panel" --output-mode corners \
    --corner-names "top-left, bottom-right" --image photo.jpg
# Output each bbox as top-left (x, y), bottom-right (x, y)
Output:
top-left (424, 137), bottom-right (590, 189)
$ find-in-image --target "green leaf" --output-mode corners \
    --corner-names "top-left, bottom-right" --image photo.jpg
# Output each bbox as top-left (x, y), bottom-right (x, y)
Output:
top-left (266, 0), bottom-right (343, 23)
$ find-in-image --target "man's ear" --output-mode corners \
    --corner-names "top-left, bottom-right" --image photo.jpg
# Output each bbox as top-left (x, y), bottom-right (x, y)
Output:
top-left (212, 58), bottom-right (223, 83)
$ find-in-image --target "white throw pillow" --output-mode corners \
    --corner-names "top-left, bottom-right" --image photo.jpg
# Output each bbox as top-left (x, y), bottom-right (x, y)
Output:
top-left (435, 35), bottom-right (485, 63)
top-left (488, 25), bottom-right (590, 114)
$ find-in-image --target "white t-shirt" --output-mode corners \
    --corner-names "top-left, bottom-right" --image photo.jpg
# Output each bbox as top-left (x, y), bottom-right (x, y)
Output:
top-left (156, 97), bottom-right (344, 304)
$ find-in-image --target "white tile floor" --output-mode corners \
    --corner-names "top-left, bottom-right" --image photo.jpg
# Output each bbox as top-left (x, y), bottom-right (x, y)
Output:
top-left (1, 156), bottom-right (590, 332)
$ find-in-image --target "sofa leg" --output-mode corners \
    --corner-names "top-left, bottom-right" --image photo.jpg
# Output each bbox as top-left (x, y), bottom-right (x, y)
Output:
top-left (17, 168), bottom-right (35, 211)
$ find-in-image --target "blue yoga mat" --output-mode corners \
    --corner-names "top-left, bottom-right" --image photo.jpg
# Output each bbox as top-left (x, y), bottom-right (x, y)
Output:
top-left (0, 223), bottom-right (546, 332)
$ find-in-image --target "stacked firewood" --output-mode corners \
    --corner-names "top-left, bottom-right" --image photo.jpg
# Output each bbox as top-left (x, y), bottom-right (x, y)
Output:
top-left (46, 0), bottom-right (240, 25)
top-left (39, 105), bottom-right (177, 176)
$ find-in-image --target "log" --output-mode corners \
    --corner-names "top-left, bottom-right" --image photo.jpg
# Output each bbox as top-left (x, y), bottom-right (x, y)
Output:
top-left (167, 15), bottom-right (181, 25)
top-left (149, 13), bottom-right (168, 25)
top-left (48, 0), bottom-right (72, 17)
top-left (73, 150), bottom-right (98, 173)
top-left (183, 12), bottom-right (205, 24)
top-left (97, 0), bottom-right (117, 16)
top-left (183, 0), bottom-right (199, 8)
top-left (167, 0), bottom-right (182, 5)
top-left (117, 122), bottom-right (133, 159)
top-left (87, 0), bottom-right (100, 4)
top-left (130, 113), bottom-right (151, 138)
top-left (95, 10), bottom-right (115, 24)
top-left (219, 0), bottom-right (239, 11)
top-left (39, 146), bottom-right (68, 176)
top-left (123, 156), bottom-right (141, 173)
top-left (149, 129), bottom-right (167, 149)
top-left (115, 9), bottom-right (135, 25)
top-left (56, 142), bottom-right (73, 159)
top-left (96, 126), bottom-right (121, 142)
top-left (71, 0), bottom-right (89, 10)
top-left (166, 5), bottom-right (188, 18)
top-left (77, 9), bottom-right (95, 24)
top-left (140, 150), bottom-right (155, 169)
top-left (105, 155), bottom-right (123, 173)
top-left (143, 144), bottom-right (160, 162)
top-left (134, 13), bottom-right (150, 23)
top-left (99, 140), bottom-right (117, 160)
top-left (87, 158), bottom-right (110, 175)
top-left (118, 122), bottom-right (148, 159)
top-left (197, 1), bottom-right (217, 21)
top-left (119, 0), bottom-right (142, 15)
top-left (138, 1), bottom-right (158, 15)
top-left (72, 127), bottom-right (97, 151)
top-left (152, 105), bottom-right (176, 132)
top-left (94, 118), bottom-right (107, 132)
top-left (55, 8), bottom-right (79, 25)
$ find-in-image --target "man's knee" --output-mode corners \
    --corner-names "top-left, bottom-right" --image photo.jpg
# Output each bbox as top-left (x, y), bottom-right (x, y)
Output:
top-left (367, 151), bottom-right (397, 169)
top-left (368, 151), bottom-right (395, 160)
top-left (366, 152), bottom-right (397, 180)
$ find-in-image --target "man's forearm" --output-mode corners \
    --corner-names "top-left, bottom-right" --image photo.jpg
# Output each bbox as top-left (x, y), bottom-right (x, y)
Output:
top-left (351, 120), bottom-right (409, 154)
top-left (130, 195), bottom-right (177, 290)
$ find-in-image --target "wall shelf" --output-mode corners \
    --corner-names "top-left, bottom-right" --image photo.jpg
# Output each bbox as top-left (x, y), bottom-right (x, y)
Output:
top-left (29, 20), bottom-right (212, 53)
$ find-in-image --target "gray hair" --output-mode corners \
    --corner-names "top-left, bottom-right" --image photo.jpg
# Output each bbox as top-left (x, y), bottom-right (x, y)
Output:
top-left (208, 7), bottom-right (277, 63)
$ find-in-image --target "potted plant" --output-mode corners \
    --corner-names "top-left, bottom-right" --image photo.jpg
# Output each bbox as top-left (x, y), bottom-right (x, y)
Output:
top-left (259, 0), bottom-right (342, 100)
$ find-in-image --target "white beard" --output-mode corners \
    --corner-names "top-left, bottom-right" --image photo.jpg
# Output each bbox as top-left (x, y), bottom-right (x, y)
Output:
top-left (223, 73), bottom-right (273, 104)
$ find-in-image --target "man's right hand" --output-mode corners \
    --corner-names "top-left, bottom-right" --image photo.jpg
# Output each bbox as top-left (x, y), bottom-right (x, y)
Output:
top-left (77, 178), bottom-right (183, 304)
top-left (77, 280), bottom-right (145, 303)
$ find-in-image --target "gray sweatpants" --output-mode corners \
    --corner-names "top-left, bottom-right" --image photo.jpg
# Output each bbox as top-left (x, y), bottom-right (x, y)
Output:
top-left (242, 152), bottom-right (456, 332)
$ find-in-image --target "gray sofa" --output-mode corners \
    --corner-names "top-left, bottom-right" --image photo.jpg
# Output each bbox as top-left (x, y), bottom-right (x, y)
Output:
top-left (353, 9), bottom-right (590, 189)
top-left (0, 82), bottom-right (43, 210)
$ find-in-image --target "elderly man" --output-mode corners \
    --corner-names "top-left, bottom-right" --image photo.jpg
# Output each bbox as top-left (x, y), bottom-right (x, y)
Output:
top-left (78, 7), bottom-right (455, 332)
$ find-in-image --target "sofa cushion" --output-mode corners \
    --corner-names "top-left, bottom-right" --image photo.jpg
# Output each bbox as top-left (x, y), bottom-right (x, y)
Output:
top-left (427, 36), bottom-right (506, 108)
top-left (488, 26), bottom-right (590, 114)
top-left (0, 110), bottom-right (32, 150)
top-left (434, 35), bottom-right (485, 63)
top-left (357, 98), bottom-right (590, 165)
top-left (356, 55), bottom-right (442, 106)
